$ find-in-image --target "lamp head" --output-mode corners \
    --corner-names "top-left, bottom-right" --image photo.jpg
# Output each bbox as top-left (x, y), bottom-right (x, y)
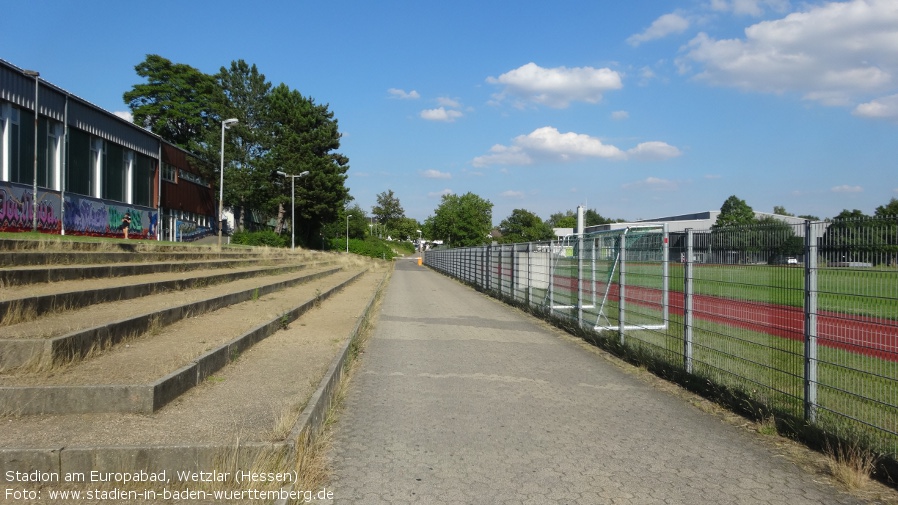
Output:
top-left (23, 69), bottom-right (40, 77)
top-left (276, 170), bottom-right (288, 177)
top-left (223, 118), bottom-right (239, 128)
top-left (299, 171), bottom-right (310, 177)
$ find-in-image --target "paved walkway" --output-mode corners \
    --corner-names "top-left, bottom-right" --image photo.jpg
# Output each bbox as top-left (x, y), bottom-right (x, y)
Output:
top-left (326, 259), bottom-right (868, 504)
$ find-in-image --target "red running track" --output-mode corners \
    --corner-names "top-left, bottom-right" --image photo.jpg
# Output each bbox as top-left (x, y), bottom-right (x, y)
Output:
top-left (545, 274), bottom-right (898, 362)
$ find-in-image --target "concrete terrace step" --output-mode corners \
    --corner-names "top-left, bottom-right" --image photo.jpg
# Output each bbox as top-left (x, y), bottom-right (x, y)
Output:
top-left (0, 257), bottom-right (282, 286)
top-left (0, 237), bottom-right (258, 253)
top-left (0, 250), bottom-right (276, 267)
top-left (0, 260), bottom-right (337, 325)
top-left (0, 266), bottom-right (389, 481)
top-left (0, 265), bottom-right (343, 370)
top-left (0, 267), bottom-right (368, 415)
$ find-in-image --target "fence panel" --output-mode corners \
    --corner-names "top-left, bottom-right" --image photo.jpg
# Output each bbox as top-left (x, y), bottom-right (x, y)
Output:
top-left (423, 217), bottom-right (898, 457)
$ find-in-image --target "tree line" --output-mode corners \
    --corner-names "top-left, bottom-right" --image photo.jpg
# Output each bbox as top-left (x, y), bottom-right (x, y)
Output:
top-left (124, 55), bottom-right (349, 248)
top-left (712, 195), bottom-right (898, 265)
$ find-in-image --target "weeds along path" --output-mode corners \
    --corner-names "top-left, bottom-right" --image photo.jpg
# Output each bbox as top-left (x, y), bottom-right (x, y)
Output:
top-left (0, 262), bottom-right (389, 448)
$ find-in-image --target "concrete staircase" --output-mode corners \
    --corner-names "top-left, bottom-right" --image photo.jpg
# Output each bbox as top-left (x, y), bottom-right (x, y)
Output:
top-left (0, 237), bottom-right (389, 487)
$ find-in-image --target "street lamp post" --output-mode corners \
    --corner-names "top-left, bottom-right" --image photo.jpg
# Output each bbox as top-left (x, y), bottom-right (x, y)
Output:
top-left (417, 229), bottom-right (422, 251)
top-left (23, 70), bottom-right (39, 232)
top-left (218, 118), bottom-right (239, 247)
top-left (346, 214), bottom-right (353, 253)
top-left (276, 170), bottom-right (309, 250)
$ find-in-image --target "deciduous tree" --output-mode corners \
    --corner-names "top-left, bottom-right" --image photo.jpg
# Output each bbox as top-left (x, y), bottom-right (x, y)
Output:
top-left (424, 192), bottom-right (493, 247)
top-left (372, 190), bottom-right (405, 228)
top-left (498, 209), bottom-right (553, 243)
top-left (713, 195), bottom-right (755, 228)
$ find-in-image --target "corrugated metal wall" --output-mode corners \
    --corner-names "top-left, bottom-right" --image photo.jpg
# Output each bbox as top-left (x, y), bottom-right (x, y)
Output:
top-left (1, 59), bottom-right (159, 157)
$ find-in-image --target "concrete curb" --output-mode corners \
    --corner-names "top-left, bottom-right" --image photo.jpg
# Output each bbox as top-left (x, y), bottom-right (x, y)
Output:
top-left (0, 267), bottom-right (389, 477)
top-left (0, 269), bottom-right (362, 415)
top-left (0, 265), bottom-right (339, 370)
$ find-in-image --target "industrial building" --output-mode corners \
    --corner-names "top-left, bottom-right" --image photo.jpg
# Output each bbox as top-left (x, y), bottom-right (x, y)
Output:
top-left (0, 59), bottom-right (215, 240)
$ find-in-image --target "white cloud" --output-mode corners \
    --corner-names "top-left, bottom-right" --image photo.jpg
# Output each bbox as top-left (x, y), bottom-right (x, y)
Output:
top-left (487, 62), bottom-right (623, 108)
top-left (388, 88), bottom-right (420, 99)
top-left (627, 13), bottom-right (691, 46)
top-left (436, 97), bottom-right (461, 108)
top-left (611, 110), bottom-right (630, 120)
top-left (627, 141), bottom-right (683, 161)
top-left (622, 177), bottom-right (679, 191)
top-left (421, 169), bottom-right (451, 179)
top-left (500, 190), bottom-right (525, 199)
top-left (420, 107), bottom-right (463, 122)
top-left (679, 0), bottom-right (898, 109)
top-left (472, 127), bottom-right (680, 167)
top-left (428, 189), bottom-right (454, 198)
top-left (472, 144), bottom-right (533, 167)
top-left (853, 93), bottom-right (898, 120)
top-left (514, 127), bottom-right (626, 160)
top-left (831, 185), bottom-right (863, 193)
top-left (709, 0), bottom-right (791, 17)
top-left (113, 110), bottom-right (133, 122)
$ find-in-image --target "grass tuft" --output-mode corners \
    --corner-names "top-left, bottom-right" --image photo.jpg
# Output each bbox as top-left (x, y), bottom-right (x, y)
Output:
top-left (0, 301), bottom-right (38, 327)
top-left (825, 439), bottom-right (878, 490)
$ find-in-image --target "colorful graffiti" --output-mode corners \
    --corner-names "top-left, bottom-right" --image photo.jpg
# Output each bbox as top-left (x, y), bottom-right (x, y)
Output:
top-left (0, 181), bottom-right (157, 239)
top-left (176, 220), bottom-right (212, 242)
top-left (0, 183), bottom-right (62, 232)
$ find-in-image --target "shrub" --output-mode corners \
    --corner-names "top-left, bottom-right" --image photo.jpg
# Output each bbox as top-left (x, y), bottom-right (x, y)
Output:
top-left (328, 237), bottom-right (397, 260)
top-left (231, 230), bottom-right (288, 248)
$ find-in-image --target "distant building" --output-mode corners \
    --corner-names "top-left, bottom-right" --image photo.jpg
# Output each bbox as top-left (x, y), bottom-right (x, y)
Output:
top-left (553, 227), bottom-right (574, 239)
top-left (585, 210), bottom-right (809, 234)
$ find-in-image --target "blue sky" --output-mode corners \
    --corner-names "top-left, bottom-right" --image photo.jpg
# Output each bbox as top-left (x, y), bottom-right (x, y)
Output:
top-left (4, 0), bottom-right (897, 225)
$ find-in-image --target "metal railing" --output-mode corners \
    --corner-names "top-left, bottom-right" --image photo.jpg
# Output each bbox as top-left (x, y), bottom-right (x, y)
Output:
top-left (425, 218), bottom-right (898, 458)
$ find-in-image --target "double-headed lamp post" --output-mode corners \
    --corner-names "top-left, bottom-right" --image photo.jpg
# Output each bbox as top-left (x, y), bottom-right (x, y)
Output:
top-left (218, 118), bottom-right (239, 247)
top-left (276, 170), bottom-right (309, 250)
top-left (23, 70), bottom-right (40, 232)
top-left (346, 214), bottom-right (353, 253)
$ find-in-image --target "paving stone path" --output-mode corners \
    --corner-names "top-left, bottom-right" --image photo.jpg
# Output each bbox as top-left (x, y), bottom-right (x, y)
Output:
top-left (325, 259), bottom-right (877, 505)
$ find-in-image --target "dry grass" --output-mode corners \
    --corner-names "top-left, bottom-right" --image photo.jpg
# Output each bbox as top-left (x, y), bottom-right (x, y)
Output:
top-left (291, 427), bottom-right (334, 497)
top-left (825, 439), bottom-right (879, 490)
top-left (268, 402), bottom-right (302, 442)
top-left (0, 300), bottom-right (38, 327)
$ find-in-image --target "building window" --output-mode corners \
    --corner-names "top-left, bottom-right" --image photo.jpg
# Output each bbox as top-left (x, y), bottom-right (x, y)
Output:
top-left (1, 104), bottom-right (23, 183)
top-left (178, 169), bottom-right (209, 187)
top-left (90, 137), bottom-right (105, 199)
top-left (162, 162), bottom-right (177, 182)
top-left (46, 121), bottom-right (63, 190)
top-left (67, 128), bottom-right (91, 196)
top-left (133, 153), bottom-right (154, 207)
top-left (104, 143), bottom-right (125, 202)
top-left (0, 102), bottom-right (10, 181)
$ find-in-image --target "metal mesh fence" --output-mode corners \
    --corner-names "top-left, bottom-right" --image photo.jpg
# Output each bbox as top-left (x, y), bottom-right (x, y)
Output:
top-left (424, 217), bottom-right (898, 458)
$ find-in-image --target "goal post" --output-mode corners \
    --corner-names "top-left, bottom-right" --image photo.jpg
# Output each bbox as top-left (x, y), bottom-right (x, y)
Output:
top-left (540, 225), bottom-right (669, 334)
top-left (591, 225), bottom-right (669, 333)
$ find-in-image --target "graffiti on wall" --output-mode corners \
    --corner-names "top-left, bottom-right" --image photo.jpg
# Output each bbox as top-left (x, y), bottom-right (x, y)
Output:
top-left (0, 181), bottom-right (157, 239)
top-left (176, 220), bottom-right (212, 242)
top-left (0, 183), bottom-right (62, 232)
